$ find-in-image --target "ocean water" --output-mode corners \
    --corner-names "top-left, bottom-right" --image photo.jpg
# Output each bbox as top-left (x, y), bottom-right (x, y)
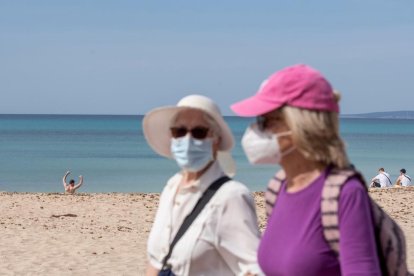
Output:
top-left (0, 115), bottom-right (413, 193)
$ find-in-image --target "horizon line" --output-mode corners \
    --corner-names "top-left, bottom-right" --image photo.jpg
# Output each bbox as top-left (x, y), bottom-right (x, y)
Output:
top-left (1, 110), bottom-right (414, 117)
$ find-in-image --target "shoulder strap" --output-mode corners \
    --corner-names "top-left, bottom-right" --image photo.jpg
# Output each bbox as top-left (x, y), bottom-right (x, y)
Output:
top-left (265, 170), bottom-right (286, 217)
top-left (380, 172), bottom-right (392, 185)
top-left (161, 175), bottom-right (231, 269)
top-left (321, 168), bottom-right (365, 256)
top-left (403, 174), bottom-right (411, 181)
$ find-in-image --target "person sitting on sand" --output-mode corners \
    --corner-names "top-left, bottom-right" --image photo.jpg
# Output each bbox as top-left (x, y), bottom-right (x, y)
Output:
top-left (395, 168), bottom-right (412, 187)
top-left (63, 171), bottom-right (84, 194)
top-left (371, 168), bottom-right (392, 188)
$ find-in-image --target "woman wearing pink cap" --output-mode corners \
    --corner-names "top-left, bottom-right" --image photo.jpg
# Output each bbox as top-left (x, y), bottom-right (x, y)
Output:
top-left (231, 64), bottom-right (381, 275)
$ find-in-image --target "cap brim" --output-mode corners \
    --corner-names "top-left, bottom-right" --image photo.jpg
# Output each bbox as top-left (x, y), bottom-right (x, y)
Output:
top-left (231, 95), bottom-right (283, 117)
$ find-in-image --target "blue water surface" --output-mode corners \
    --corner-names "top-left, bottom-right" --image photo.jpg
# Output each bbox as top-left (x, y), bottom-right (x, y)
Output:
top-left (0, 115), bottom-right (413, 192)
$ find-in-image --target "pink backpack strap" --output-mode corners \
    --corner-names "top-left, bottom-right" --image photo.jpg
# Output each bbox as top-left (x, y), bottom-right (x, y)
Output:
top-left (321, 168), bottom-right (357, 255)
top-left (370, 194), bottom-right (409, 275)
top-left (323, 169), bottom-right (411, 274)
top-left (265, 170), bottom-right (286, 217)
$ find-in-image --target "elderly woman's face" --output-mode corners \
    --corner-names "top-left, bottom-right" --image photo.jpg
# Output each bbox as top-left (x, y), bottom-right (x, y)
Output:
top-left (171, 108), bottom-right (219, 151)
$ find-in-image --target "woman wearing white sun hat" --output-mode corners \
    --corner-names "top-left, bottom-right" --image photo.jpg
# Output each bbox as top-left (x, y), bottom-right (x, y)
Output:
top-left (143, 95), bottom-right (262, 276)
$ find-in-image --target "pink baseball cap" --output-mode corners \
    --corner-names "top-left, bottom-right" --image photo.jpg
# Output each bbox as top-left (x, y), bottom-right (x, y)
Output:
top-left (231, 64), bottom-right (339, 116)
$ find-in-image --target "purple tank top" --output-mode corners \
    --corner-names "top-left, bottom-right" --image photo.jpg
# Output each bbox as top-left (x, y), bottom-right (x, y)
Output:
top-left (258, 169), bottom-right (381, 275)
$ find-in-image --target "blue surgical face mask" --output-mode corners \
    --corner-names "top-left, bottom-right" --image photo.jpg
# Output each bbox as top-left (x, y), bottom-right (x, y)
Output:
top-left (170, 135), bottom-right (214, 172)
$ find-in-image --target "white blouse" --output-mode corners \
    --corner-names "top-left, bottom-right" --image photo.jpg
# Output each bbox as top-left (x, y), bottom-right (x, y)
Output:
top-left (147, 161), bottom-right (262, 276)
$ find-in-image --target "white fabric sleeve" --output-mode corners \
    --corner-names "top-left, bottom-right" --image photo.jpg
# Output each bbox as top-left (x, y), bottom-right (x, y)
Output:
top-left (214, 187), bottom-right (263, 276)
top-left (148, 255), bottom-right (163, 270)
top-left (146, 177), bottom-right (177, 271)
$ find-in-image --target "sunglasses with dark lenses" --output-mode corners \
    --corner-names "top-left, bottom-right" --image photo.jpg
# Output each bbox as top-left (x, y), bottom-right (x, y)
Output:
top-left (256, 115), bottom-right (282, 132)
top-left (256, 116), bottom-right (268, 132)
top-left (170, 126), bottom-right (210, 139)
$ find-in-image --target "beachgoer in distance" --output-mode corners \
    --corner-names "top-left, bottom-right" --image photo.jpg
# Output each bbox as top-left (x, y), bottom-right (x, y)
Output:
top-left (395, 168), bottom-right (412, 187)
top-left (143, 95), bottom-right (261, 276)
top-left (371, 168), bottom-right (392, 188)
top-left (231, 64), bottom-right (380, 274)
top-left (63, 171), bottom-right (84, 194)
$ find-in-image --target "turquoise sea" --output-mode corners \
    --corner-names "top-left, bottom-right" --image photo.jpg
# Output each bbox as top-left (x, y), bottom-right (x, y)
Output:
top-left (0, 115), bottom-right (413, 193)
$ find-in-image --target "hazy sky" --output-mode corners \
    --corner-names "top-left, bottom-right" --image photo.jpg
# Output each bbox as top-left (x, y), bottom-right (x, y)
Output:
top-left (1, 1), bottom-right (413, 115)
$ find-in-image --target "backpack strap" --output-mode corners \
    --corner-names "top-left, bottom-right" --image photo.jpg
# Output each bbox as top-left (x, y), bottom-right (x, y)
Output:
top-left (324, 169), bottom-right (410, 274)
top-left (321, 168), bottom-right (366, 256)
top-left (265, 170), bottom-right (286, 217)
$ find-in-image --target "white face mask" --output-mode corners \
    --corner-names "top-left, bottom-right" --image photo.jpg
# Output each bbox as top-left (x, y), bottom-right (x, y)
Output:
top-left (241, 124), bottom-right (295, 164)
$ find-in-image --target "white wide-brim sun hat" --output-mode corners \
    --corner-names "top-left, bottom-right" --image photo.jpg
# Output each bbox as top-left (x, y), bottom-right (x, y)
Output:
top-left (143, 94), bottom-right (236, 176)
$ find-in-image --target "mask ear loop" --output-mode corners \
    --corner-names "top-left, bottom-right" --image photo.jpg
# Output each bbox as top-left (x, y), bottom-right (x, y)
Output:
top-left (274, 130), bottom-right (293, 138)
top-left (273, 131), bottom-right (296, 157)
top-left (280, 146), bottom-right (296, 157)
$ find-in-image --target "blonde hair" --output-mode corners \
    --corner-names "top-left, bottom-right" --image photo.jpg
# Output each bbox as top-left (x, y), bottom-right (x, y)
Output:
top-left (281, 102), bottom-right (350, 169)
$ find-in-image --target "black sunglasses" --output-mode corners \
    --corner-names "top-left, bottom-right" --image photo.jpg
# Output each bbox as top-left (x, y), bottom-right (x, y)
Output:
top-left (256, 115), bottom-right (282, 131)
top-left (256, 116), bottom-right (268, 132)
top-left (170, 126), bottom-right (210, 139)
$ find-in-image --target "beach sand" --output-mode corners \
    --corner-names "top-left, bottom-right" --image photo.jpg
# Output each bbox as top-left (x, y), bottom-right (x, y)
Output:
top-left (1, 188), bottom-right (413, 275)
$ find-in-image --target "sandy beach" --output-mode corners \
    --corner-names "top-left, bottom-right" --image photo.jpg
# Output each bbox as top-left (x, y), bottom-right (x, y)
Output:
top-left (1, 188), bottom-right (413, 275)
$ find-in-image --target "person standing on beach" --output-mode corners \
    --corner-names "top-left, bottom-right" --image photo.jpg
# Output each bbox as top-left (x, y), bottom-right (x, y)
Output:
top-left (231, 64), bottom-right (380, 275)
top-left (62, 171), bottom-right (84, 194)
top-left (396, 168), bottom-right (412, 186)
top-left (143, 95), bottom-right (262, 276)
top-left (371, 168), bottom-right (392, 188)
top-left (143, 95), bottom-right (260, 276)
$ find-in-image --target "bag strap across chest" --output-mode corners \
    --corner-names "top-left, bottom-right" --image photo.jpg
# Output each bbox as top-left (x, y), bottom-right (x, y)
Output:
top-left (161, 175), bottom-right (231, 270)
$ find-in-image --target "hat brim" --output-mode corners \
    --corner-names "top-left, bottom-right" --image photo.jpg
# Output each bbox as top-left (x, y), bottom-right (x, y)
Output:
top-left (143, 106), bottom-right (234, 158)
top-left (231, 95), bottom-right (283, 117)
top-left (217, 151), bottom-right (236, 177)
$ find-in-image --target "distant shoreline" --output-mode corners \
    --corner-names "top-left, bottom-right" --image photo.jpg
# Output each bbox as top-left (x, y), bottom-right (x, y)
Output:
top-left (341, 111), bottom-right (414, 119)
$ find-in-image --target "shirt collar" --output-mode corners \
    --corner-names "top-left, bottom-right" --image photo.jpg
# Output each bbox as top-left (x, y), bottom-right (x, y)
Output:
top-left (178, 161), bottom-right (225, 194)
